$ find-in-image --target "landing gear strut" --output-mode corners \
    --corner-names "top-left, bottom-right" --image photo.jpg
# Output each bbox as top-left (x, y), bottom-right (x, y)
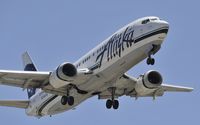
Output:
top-left (146, 44), bottom-right (160, 65)
top-left (146, 48), bottom-right (155, 66)
top-left (106, 87), bottom-right (119, 109)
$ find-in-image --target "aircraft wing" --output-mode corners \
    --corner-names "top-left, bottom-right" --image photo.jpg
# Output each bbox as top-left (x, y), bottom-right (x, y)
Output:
top-left (0, 70), bottom-right (193, 98)
top-left (161, 84), bottom-right (193, 92)
top-left (0, 70), bottom-right (50, 88)
top-left (98, 74), bottom-right (193, 99)
top-left (0, 100), bottom-right (29, 108)
top-left (0, 70), bottom-right (76, 96)
top-left (98, 74), bottom-right (138, 99)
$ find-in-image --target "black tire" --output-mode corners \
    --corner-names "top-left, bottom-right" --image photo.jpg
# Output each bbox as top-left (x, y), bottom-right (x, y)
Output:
top-left (113, 100), bottom-right (119, 109)
top-left (147, 58), bottom-right (151, 65)
top-left (150, 58), bottom-right (155, 65)
top-left (68, 96), bottom-right (74, 106)
top-left (61, 96), bottom-right (68, 105)
top-left (106, 99), bottom-right (113, 109)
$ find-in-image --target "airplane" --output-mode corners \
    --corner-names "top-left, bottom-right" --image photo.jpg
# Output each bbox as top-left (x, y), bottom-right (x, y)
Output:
top-left (0, 16), bottom-right (193, 117)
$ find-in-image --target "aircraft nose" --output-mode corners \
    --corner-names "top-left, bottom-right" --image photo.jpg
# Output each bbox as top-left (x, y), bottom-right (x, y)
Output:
top-left (159, 20), bottom-right (169, 29)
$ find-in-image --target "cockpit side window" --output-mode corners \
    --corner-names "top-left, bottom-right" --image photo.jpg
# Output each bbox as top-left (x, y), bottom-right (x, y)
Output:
top-left (141, 19), bottom-right (150, 24)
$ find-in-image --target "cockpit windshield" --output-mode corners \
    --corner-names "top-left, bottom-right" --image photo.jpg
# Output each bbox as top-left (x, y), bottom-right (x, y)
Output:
top-left (141, 19), bottom-right (150, 24)
top-left (141, 17), bottom-right (159, 24)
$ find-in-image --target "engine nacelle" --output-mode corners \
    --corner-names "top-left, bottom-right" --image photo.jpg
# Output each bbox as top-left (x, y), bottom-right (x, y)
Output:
top-left (49, 62), bottom-right (92, 88)
top-left (56, 62), bottom-right (77, 80)
top-left (49, 62), bottom-right (77, 88)
top-left (135, 70), bottom-right (163, 96)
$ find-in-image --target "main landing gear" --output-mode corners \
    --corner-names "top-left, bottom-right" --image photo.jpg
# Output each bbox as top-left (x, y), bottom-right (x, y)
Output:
top-left (61, 96), bottom-right (74, 106)
top-left (60, 84), bottom-right (88, 106)
top-left (106, 99), bottom-right (119, 109)
top-left (61, 87), bottom-right (74, 106)
top-left (106, 87), bottom-right (119, 109)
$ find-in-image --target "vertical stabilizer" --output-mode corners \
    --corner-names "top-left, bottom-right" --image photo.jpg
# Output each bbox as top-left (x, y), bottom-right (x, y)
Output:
top-left (22, 52), bottom-right (37, 99)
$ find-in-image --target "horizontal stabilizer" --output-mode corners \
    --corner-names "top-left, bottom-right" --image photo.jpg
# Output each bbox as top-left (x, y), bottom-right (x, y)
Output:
top-left (0, 100), bottom-right (29, 109)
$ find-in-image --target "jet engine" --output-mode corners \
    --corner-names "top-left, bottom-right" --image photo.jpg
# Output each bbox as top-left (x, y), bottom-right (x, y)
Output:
top-left (49, 62), bottom-right (77, 88)
top-left (56, 62), bottom-right (77, 80)
top-left (135, 70), bottom-right (163, 95)
top-left (49, 62), bottom-right (92, 88)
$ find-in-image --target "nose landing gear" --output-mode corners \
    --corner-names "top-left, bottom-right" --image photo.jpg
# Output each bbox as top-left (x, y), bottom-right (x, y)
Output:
top-left (147, 55), bottom-right (155, 65)
top-left (146, 44), bottom-right (159, 65)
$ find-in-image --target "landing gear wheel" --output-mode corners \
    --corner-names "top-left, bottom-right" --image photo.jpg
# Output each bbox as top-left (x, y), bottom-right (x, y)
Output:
top-left (68, 96), bottom-right (74, 106)
top-left (147, 58), bottom-right (151, 65)
top-left (150, 58), bottom-right (155, 65)
top-left (61, 96), bottom-right (68, 105)
top-left (113, 100), bottom-right (119, 109)
top-left (147, 58), bottom-right (155, 65)
top-left (106, 99), bottom-right (113, 109)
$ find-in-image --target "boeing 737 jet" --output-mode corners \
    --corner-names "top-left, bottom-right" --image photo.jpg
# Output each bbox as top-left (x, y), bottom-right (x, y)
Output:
top-left (0, 16), bottom-right (193, 117)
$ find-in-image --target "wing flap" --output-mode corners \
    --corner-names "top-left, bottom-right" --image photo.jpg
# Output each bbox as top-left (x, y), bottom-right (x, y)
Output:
top-left (0, 100), bottom-right (29, 108)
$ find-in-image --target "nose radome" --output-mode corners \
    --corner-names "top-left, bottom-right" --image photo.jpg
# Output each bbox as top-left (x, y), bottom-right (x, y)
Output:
top-left (159, 20), bottom-right (169, 28)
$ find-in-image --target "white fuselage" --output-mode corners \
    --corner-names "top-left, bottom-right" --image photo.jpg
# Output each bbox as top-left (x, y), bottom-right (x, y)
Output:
top-left (25, 16), bottom-right (169, 117)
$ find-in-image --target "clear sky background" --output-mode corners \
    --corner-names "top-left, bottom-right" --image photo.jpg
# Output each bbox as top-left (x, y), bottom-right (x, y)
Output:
top-left (0, 0), bottom-right (199, 124)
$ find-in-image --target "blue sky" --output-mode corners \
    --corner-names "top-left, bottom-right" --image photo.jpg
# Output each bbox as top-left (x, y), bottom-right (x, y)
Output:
top-left (0, 0), bottom-right (199, 124)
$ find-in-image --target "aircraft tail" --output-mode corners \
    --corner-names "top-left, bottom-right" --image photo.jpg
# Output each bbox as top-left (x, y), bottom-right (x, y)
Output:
top-left (22, 52), bottom-right (37, 99)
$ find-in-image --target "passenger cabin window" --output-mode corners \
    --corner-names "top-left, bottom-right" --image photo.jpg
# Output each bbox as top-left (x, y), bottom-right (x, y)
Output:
top-left (141, 19), bottom-right (150, 24)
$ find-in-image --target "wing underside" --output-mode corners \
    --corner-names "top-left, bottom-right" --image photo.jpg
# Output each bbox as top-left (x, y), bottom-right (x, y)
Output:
top-left (0, 70), bottom-right (50, 88)
top-left (98, 74), bottom-right (193, 99)
top-left (0, 100), bottom-right (29, 109)
top-left (0, 70), bottom-right (193, 100)
top-left (162, 84), bottom-right (193, 92)
top-left (0, 70), bottom-right (75, 96)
